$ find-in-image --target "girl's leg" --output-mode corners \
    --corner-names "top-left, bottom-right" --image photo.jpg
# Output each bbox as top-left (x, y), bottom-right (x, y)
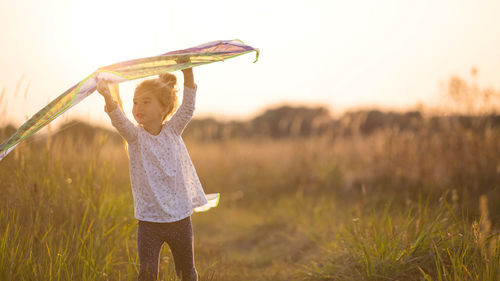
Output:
top-left (163, 216), bottom-right (198, 281)
top-left (137, 220), bottom-right (164, 281)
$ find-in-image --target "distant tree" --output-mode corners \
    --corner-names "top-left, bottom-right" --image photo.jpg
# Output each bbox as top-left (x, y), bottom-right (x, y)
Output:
top-left (251, 105), bottom-right (331, 138)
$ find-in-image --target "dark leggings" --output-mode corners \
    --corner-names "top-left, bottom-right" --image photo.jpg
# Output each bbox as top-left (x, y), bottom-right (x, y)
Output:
top-left (137, 216), bottom-right (198, 281)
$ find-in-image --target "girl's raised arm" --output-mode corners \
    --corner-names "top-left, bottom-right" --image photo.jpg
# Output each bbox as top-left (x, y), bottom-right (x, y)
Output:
top-left (182, 67), bottom-right (195, 89)
top-left (97, 81), bottom-right (138, 143)
top-left (169, 68), bottom-right (197, 135)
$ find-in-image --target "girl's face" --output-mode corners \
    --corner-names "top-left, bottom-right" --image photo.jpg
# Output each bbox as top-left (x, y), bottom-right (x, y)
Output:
top-left (132, 93), bottom-right (167, 127)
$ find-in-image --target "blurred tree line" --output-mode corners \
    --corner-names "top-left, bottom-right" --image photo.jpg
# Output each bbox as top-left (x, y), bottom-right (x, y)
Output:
top-left (181, 107), bottom-right (500, 140)
top-left (2, 106), bottom-right (500, 143)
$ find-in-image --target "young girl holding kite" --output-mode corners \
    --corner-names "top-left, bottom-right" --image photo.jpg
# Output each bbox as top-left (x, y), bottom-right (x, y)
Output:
top-left (97, 66), bottom-right (203, 281)
top-left (0, 39), bottom-right (258, 280)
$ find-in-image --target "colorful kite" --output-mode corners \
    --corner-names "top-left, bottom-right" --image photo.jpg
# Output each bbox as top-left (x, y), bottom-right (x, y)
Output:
top-left (0, 39), bottom-right (259, 212)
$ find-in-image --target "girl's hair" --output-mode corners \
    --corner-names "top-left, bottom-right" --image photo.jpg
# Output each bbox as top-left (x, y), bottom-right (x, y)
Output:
top-left (134, 73), bottom-right (179, 122)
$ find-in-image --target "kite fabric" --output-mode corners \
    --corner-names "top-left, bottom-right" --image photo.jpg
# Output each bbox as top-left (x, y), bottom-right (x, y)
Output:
top-left (0, 39), bottom-right (259, 161)
top-left (194, 193), bottom-right (220, 213)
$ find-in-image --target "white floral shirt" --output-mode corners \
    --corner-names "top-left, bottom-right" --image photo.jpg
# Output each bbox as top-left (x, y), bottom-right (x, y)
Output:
top-left (105, 85), bottom-right (208, 222)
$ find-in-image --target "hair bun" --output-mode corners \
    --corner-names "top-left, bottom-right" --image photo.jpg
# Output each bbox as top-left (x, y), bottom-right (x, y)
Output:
top-left (159, 73), bottom-right (177, 89)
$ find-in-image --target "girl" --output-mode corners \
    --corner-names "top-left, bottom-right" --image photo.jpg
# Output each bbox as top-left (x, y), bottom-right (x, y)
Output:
top-left (96, 66), bottom-right (207, 281)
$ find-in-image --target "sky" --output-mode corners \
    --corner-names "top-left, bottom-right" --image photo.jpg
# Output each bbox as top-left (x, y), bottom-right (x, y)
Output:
top-left (1, 0), bottom-right (500, 130)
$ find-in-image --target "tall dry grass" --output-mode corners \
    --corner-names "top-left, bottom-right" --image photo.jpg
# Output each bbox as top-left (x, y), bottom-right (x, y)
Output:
top-left (1, 133), bottom-right (499, 280)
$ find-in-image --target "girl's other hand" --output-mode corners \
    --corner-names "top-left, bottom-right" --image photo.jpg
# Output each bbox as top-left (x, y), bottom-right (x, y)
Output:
top-left (176, 55), bottom-right (193, 73)
top-left (97, 80), bottom-right (117, 112)
top-left (176, 55), bottom-right (191, 65)
top-left (176, 56), bottom-right (195, 87)
top-left (97, 80), bottom-right (111, 98)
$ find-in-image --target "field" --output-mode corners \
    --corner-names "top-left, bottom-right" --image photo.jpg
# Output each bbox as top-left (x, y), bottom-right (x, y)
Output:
top-left (1, 123), bottom-right (499, 280)
top-left (1, 75), bottom-right (500, 281)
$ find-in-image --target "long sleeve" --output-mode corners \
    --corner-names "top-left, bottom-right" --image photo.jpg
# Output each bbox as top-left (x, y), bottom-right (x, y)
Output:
top-left (168, 85), bottom-right (197, 135)
top-left (105, 101), bottom-right (138, 143)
